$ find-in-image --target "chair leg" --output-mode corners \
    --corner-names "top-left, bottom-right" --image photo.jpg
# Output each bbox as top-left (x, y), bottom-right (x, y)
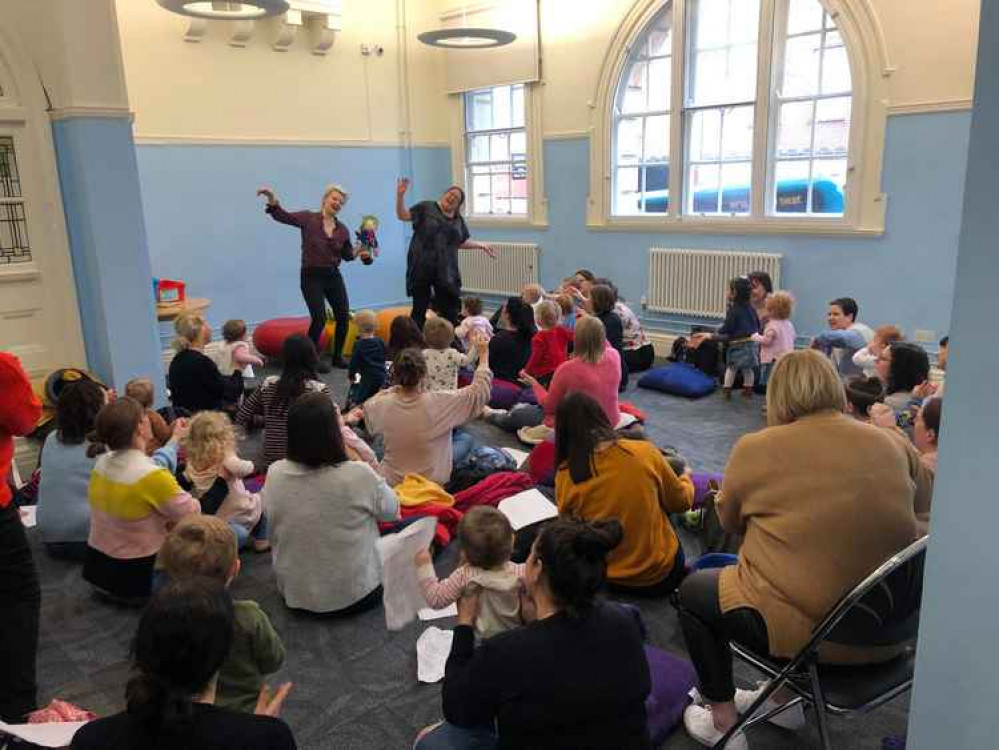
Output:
top-left (808, 662), bottom-right (833, 750)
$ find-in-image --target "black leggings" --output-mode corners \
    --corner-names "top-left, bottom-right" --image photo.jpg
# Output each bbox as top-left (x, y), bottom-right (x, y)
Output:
top-left (301, 268), bottom-right (350, 358)
top-left (624, 344), bottom-right (656, 373)
top-left (411, 279), bottom-right (461, 329)
top-left (0, 501), bottom-right (40, 721)
top-left (679, 568), bottom-right (770, 703)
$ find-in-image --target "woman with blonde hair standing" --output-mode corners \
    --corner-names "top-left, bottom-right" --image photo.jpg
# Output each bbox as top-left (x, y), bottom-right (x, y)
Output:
top-left (257, 183), bottom-right (361, 371)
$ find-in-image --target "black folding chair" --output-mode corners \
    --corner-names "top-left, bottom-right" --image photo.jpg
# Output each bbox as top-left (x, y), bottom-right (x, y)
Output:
top-left (714, 535), bottom-right (928, 750)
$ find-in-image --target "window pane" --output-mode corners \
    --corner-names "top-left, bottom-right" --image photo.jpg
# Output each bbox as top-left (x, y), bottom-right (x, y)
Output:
top-left (721, 105), bottom-right (754, 161)
top-left (615, 167), bottom-right (643, 215)
top-left (644, 115), bottom-right (670, 162)
top-left (688, 163), bottom-right (720, 214)
top-left (821, 38), bottom-right (851, 95)
top-left (774, 160), bottom-right (810, 213)
top-left (511, 163), bottom-right (529, 197)
top-left (787, 0), bottom-right (825, 35)
top-left (468, 134), bottom-right (490, 163)
top-left (490, 133), bottom-right (510, 162)
top-left (643, 166), bottom-right (670, 213)
top-left (694, 0), bottom-right (728, 49)
top-left (812, 158), bottom-right (847, 214)
top-left (720, 162), bottom-right (752, 214)
top-left (492, 85), bottom-right (512, 129)
top-left (688, 0), bottom-right (760, 106)
top-left (510, 197), bottom-right (528, 215)
top-left (814, 96), bottom-right (851, 155)
top-left (622, 61), bottom-right (649, 113)
top-left (648, 57), bottom-right (672, 111)
top-left (782, 34), bottom-right (820, 97)
top-left (511, 84), bottom-right (525, 127)
top-left (466, 90), bottom-right (493, 131)
top-left (729, 0), bottom-right (760, 44)
top-left (471, 170), bottom-right (492, 214)
top-left (688, 109), bottom-right (722, 162)
top-left (616, 117), bottom-right (643, 164)
top-left (776, 101), bottom-right (814, 157)
top-left (510, 130), bottom-right (527, 160)
top-left (648, 25), bottom-right (672, 57)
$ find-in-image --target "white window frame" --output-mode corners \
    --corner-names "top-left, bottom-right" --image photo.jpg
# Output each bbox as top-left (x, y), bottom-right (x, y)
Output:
top-left (587, 0), bottom-right (891, 236)
top-left (449, 82), bottom-right (548, 229)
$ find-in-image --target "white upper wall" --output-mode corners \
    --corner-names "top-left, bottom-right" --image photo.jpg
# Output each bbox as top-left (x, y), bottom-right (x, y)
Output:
top-left (115, 0), bottom-right (448, 145)
top-left (537, 0), bottom-right (981, 137)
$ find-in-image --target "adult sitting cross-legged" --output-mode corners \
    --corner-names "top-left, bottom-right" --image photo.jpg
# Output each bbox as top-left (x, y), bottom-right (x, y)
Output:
top-left (679, 349), bottom-right (933, 750)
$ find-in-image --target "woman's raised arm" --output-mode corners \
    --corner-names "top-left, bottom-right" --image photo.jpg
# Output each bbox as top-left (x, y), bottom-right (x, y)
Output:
top-left (396, 177), bottom-right (412, 222)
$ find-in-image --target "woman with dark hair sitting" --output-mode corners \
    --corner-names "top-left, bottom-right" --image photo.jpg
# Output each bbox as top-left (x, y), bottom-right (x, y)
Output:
top-left (36, 379), bottom-right (109, 561)
top-left (487, 297), bottom-right (536, 386)
top-left (70, 578), bottom-right (295, 750)
top-left (555, 392), bottom-right (692, 595)
top-left (874, 341), bottom-right (931, 427)
top-left (589, 284), bottom-right (629, 391)
top-left (361, 338), bottom-right (492, 487)
top-left (415, 517), bottom-right (652, 750)
top-left (236, 334), bottom-right (374, 469)
top-left (264, 392), bottom-right (399, 616)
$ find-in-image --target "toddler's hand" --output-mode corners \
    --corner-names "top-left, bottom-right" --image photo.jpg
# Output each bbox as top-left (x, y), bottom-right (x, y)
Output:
top-left (171, 418), bottom-right (190, 441)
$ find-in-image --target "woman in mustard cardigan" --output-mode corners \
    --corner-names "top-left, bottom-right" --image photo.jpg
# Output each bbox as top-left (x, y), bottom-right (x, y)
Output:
top-left (679, 350), bottom-right (933, 750)
top-left (554, 391), bottom-right (693, 596)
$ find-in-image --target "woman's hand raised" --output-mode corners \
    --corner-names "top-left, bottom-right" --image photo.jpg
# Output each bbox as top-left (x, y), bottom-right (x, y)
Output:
top-left (396, 177), bottom-right (410, 197)
top-left (256, 187), bottom-right (278, 206)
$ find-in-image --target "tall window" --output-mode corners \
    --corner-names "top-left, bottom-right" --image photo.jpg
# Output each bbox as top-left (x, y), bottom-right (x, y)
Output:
top-left (0, 137), bottom-right (30, 265)
top-left (610, 0), bottom-right (852, 221)
top-left (464, 84), bottom-right (528, 217)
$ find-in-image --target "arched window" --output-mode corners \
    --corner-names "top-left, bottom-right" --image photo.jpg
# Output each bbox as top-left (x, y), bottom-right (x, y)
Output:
top-left (593, 0), bottom-right (887, 234)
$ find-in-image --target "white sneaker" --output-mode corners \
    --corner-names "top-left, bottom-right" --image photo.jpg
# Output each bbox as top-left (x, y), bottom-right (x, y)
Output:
top-left (683, 704), bottom-right (748, 749)
top-left (734, 682), bottom-right (806, 731)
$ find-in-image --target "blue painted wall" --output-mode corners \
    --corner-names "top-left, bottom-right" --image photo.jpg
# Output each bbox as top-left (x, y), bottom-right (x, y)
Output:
top-left (135, 111), bottom-right (969, 347)
top-left (136, 144), bottom-right (452, 342)
top-left (52, 116), bottom-right (164, 391)
top-left (467, 111), bottom-right (970, 343)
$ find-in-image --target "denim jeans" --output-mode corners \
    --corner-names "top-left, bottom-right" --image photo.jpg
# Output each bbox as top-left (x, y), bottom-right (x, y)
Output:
top-left (230, 513), bottom-right (268, 550)
top-left (415, 722), bottom-right (498, 750)
top-left (452, 427), bottom-right (479, 468)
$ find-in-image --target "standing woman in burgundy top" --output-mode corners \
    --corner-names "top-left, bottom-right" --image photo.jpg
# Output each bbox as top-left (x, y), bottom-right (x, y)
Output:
top-left (395, 178), bottom-right (495, 328)
top-left (258, 184), bottom-right (359, 371)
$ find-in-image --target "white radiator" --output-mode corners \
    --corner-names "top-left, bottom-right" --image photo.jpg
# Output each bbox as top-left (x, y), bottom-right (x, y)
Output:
top-left (647, 248), bottom-right (783, 318)
top-left (458, 242), bottom-right (540, 297)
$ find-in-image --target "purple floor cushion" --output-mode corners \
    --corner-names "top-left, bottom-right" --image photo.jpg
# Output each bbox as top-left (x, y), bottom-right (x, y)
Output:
top-left (645, 645), bottom-right (698, 744)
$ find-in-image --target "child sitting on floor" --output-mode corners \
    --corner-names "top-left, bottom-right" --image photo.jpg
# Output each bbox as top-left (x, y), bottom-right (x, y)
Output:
top-left (183, 411), bottom-right (268, 552)
top-left (852, 324), bottom-right (903, 379)
top-left (423, 317), bottom-right (478, 392)
top-left (524, 300), bottom-right (574, 388)
top-left (750, 291), bottom-right (796, 388)
top-left (124, 377), bottom-right (172, 455)
top-left (455, 296), bottom-right (493, 349)
top-left (415, 506), bottom-right (525, 640)
top-left (347, 309), bottom-right (386, 408)
top-left (844, 376), bottom-right (885, 422)
top-left (158, 514), bottom-right (285, 713)
top-left (693, 277), bottom-right (760, 399)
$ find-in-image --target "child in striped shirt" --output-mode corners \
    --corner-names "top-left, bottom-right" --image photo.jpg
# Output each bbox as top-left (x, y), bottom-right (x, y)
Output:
top-left (414, 506), bottom-right (525, 640)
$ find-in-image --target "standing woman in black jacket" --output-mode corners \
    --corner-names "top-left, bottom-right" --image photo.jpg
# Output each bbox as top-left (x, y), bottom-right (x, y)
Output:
top-left (414, 517), bottom-right (652, 750)
top-left (258, 184), bottom-right (360, 372)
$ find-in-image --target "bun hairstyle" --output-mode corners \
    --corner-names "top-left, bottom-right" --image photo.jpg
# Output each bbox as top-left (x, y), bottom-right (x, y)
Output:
top-left (393, 348), bottom-right (428, 389)
top-left (88, 397), bottom-right (144, 456)
top-left (126, 578), bottom-right (234, 736)
top-left (845, 376), bottom-right (885, 417)
top-left (534, 517), bottom-right (624, 618)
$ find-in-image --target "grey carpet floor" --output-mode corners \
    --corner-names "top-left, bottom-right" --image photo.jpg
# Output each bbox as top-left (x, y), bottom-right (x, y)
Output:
top-left (30, 367), bottom-right (908, 749)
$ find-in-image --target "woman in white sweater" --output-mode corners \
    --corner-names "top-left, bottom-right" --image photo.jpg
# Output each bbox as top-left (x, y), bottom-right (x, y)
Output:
top-left (264, 392), bottom-right (399, 615)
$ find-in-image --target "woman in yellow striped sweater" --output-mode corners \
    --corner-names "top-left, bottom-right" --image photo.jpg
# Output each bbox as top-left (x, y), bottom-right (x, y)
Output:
top-left (83, 398), bottom-right (200, 601)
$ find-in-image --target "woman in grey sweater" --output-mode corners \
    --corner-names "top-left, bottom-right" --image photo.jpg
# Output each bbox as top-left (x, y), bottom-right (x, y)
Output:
top-left (264, 392), bottom-right (399, 615)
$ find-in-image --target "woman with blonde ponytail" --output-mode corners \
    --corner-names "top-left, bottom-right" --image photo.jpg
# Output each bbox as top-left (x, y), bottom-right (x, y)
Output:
top-left (167, 313), bottom-right (229, 414)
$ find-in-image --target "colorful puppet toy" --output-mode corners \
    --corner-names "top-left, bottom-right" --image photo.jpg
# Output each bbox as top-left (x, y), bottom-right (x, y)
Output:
top-left (356, 215), bottom-right (379, 265)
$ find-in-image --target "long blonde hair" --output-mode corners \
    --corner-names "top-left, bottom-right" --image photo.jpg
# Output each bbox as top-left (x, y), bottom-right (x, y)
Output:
top-left (183, 411), bottom-right (235, 471)
top-left (573, 315), bottom-right (607, 364)
top-left (172, 313), bottom-right (207, 352)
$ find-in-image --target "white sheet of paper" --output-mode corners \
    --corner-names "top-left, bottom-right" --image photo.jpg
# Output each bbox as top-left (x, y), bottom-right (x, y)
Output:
top-left (418, 603), bottom-right (458, 621)
top-left (416, 626), bottom-right (454, 683)
top-left (243, 363), bottom-right (255, 379)
top-left (0, 720), bottom-right (89, 747)
top-left (19, 505), bottom-right (37, 528)
top-left (502, 448), bottom-right (530, 469)
top-left (376, 516), bottom-right (438, 631)
top-left (498, 489), bottom-right (558, 531)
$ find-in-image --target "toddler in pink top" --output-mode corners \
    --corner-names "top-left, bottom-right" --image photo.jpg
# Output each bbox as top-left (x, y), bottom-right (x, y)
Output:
top-left (751, 291), bottom-right (796, 386)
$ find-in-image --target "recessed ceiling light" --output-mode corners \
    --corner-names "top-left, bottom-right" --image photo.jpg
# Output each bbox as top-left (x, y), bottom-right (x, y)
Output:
top-left (156, 0), bottom-right (290, 20)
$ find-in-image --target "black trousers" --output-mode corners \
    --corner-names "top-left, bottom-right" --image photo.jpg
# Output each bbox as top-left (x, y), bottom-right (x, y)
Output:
top-left (300, 268), bottom-right (350, 358)
top-left (0, 501), bottom-right (41, 721)
top-left (624, 343), bottom-right (656, 373)
top-left (679, 568), bottom-right (770, 703)
top-left (411, 279), bottom-right (461, 329)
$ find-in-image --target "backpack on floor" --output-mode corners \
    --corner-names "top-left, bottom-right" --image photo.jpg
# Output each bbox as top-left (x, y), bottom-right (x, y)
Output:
top-left (638, 363), bottom-right (717, 399)
top-left (446, 445), bottom-right (517, 494)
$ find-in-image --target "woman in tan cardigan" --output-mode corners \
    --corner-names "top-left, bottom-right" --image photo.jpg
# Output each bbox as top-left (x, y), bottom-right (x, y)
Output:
top-left (680, 349), bottom-right (932, 750)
